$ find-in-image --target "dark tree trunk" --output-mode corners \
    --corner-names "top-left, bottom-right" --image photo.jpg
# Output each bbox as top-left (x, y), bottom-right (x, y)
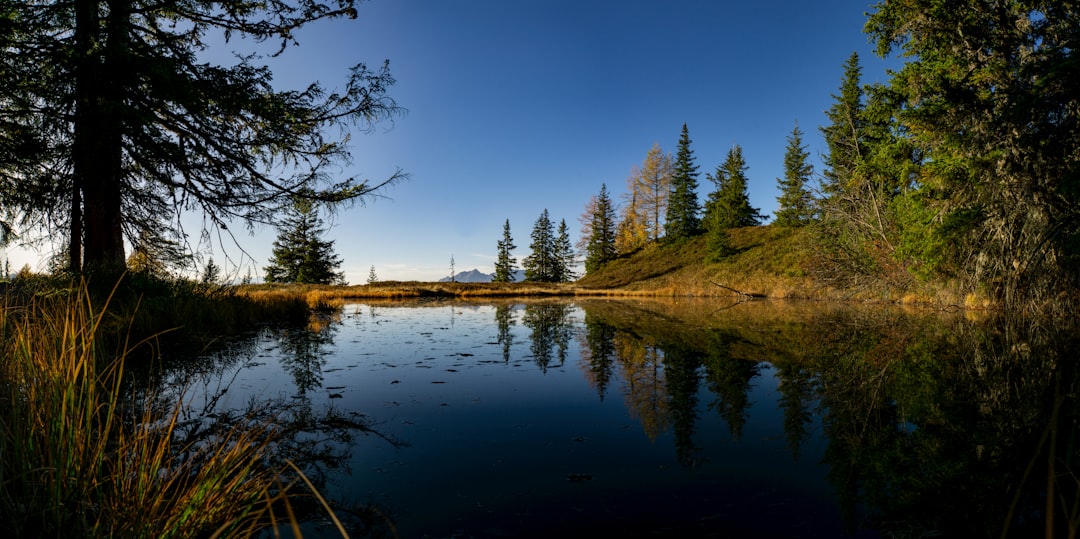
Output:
top-left (73, 0), bottom-right (126, 272)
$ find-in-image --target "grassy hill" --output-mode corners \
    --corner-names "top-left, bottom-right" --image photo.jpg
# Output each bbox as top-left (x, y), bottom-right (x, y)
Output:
top-left (575, 225), bottom-right (980, 306)
top-left (575, 226), bottom-right (821, 298)
top-left (248, 224), bottom-right (984, 307)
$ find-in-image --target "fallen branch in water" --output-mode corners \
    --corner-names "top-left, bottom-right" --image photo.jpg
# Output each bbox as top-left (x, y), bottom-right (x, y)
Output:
top-left (710, 281), bottom-right (762, 300)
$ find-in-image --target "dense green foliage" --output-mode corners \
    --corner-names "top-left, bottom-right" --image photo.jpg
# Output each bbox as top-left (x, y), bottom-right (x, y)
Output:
top-left (494, 218), bottom-right (518, 282)
top-left (665, 124), bottom-right (703, 241)
top-left (263, 196), bottom-right (346, 285)
top-left (0, 0), bottom-right (402, 272)
top-left (864, 0), bottom-right (1080, 310)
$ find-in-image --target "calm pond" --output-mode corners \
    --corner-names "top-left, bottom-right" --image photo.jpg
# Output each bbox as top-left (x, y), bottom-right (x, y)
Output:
top-left (166, 298), bottom-right (1078, 538)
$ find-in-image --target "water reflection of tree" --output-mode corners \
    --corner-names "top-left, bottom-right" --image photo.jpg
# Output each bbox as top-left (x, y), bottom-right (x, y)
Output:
top-left (274, 319), bottom-right (338, 395)
top-left (701, 330), bottom-right (759, 442)
top-left (494, 304), bottom-right (515, 363)
top-left (773, 361), bottom-right (816, 461)
top-left (521, 303), bottom-right (574, 373)
top-left (576, 298), bottom-right (1080, 536)
top-left (142, 322), bottom-right (401, 537)
top-left (661, 342), bottom-right (703, 467)
top-left (578, 313), bottom-right (617, 401)
top-left (808, 312), bottom-right (1079, 538)
top-left (613, 332), bottom-right (669, 441)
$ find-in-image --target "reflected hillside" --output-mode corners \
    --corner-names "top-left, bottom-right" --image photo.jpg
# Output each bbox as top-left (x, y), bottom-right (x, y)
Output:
top-left (575, 298), bottom-right (1079, 538)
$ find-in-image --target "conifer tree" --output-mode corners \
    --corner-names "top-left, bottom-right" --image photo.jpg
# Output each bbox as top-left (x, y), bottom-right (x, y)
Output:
top-left (264, 196), bottom-right (345, 285)
top-left (493, 219), bottom-right (517, 283)
top-left (367, 265), bottom-right (378, 284)
top-left (628, 143), bottom-right (672, 242)
top-left (774, 123), bottom-right (815, 227)
top-left (665, 123), bottom-right (702, 241)
top-left (615, 191), bottom-right (649, 254)
top-left (820, 52), bottom-right (865, 197)
top-left (553, 218), bottom-right (576, 282)
top-left (584, 184), bottom-right (618, 274)
top-left (523, 209), bottom-right (556, 282)
top-left (704, 145), bottom-right (761, 261)
top-left (705, 145), bottom-right (762, 230)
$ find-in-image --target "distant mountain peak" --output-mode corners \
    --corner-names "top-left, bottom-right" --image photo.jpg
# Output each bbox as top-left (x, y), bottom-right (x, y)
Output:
top-left (438, 268), bottom-right (525, 283)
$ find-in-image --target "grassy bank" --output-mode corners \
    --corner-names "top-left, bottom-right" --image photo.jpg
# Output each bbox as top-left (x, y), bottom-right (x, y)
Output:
top-left (0, 280), bottom-right (346, 538)
top-left (276, 226), bottom-right (985, 308)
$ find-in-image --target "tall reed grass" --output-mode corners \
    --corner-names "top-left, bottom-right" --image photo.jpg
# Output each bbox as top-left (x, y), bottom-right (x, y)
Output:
top-left (0, 282), bottom-right (339, 538)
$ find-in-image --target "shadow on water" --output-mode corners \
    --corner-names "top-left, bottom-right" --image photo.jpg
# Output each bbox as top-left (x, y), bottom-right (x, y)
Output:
top-left (152, 298), bottom-right (1078, 538)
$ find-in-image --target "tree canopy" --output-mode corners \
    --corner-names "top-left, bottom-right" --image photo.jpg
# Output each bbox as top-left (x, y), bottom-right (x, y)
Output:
top-left (0, 0), bottom-right (403, 273)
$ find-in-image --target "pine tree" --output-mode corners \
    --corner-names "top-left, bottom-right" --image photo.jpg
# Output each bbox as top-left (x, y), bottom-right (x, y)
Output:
top-left (264, 196), bottom-right (345, 285)
top-left (200, 257), bottom-right (223, 285)
top-left (494, 219), bottom-right (518, 283)
top-left (553, 218), bottom-right (576, 282)
top-left (774, 122), bottom-right (815, 227)
top-left (704, 145), bottom-right (761, 261)
top-left (705, 145), bottom-right (762, 229)
top-left (523, 209), bottom-right (555, 282)
top-left (665, 123), bottom-right (702, 241)
top-left (367, 265), bottom-right (378, 284)
top-left (584, 184), bottom-right (618, 274)
top-left (820, 52), bottom-right (865, 197)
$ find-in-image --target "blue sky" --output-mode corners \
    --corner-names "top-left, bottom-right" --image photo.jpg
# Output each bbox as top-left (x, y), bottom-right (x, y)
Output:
top-left (5, 1), bottom-right (899, 282)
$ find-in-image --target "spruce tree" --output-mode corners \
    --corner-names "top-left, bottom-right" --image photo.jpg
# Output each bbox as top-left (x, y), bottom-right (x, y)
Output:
top-left (665, 123), bottom-right (702, 241)
top-left (523, 209), bottom-right (555, 282)
top-left (494, 219), bottom-right (517, 283)
top-left (774, 122), bottom-right (815, 227)
top-left (264, 196), bottom-right (345, 285)
top-left (584, 184), bottom-right (618, 274)
top-left (553, 218), bottom-right (576, 282)
top-left (820, 52), bottom-right (864, 197)
top-left (705, 145), bottom-right (762, 230)
top-left (704, 145), bottom-right (761, 261)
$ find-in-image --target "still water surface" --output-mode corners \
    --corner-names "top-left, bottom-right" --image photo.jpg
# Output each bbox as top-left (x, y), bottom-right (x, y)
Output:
top-left (172, 298), bottom-right (1078, 538)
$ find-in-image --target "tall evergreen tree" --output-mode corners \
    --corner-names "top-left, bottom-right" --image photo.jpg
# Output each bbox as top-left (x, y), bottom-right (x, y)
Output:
top-left (523, 209), bottom-right (556, 282)
top-left (774, 122), bottom-right (815, 227)
top-left (584, 183), bottom-right (618, 274)
top-left (553, 218), bottom-right (576, 282)
top-left (0, 1), bottom-right (403, 273)
top-left (493, 219), bottom-right (517, 283)
top-left (665, 123), bottom-right (702, 241)
top-left (705, 145), bottom-right (762, 229)
top-left (264, 196), bottom-right (345, 285)
top-left (820, 52), bottom-right (865, 197)
top-left (704, 145), bottom-right (761, 261)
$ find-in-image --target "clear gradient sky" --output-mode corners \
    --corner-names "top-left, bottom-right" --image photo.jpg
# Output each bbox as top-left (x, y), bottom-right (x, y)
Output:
top-left (5, 0), bottom-right (901, 283)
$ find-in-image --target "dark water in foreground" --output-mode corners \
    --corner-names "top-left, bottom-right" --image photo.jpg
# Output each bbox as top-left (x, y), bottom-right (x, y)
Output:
top-left (169, 298), bottom-right (1078, 538)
